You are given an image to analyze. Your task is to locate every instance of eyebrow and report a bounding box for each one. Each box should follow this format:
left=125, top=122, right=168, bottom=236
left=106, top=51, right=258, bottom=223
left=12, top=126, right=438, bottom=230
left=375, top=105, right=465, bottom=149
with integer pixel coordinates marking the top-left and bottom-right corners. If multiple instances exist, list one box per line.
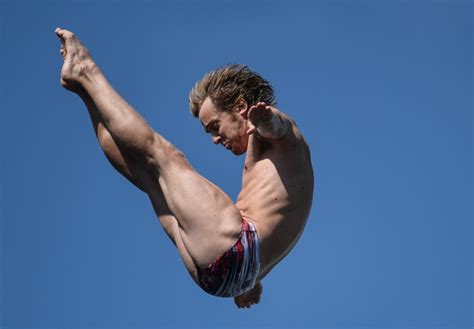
left=201, top=120, right=216, bottom=133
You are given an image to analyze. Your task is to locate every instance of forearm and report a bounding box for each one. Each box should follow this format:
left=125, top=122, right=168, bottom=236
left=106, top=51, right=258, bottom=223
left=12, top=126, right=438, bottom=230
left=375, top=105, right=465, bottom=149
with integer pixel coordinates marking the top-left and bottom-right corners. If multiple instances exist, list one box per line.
left=79, top=67, right=155, bottom=157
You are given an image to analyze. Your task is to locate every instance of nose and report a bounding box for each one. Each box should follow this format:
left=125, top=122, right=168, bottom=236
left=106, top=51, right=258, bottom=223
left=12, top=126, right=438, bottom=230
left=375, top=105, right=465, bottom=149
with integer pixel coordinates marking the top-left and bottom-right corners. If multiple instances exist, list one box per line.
left=212, top=135, right=222, bottom=144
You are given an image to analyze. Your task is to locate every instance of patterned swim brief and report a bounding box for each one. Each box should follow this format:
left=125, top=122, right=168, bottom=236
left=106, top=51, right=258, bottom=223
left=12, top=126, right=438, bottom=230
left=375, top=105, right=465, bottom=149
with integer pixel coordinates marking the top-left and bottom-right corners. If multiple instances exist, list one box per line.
left=196, top=217, right=261, bottom=297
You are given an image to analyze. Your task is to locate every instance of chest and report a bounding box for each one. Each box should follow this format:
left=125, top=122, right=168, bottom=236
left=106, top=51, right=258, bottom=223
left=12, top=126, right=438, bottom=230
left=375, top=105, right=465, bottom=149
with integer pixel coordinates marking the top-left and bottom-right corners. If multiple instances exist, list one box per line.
left=241, top=133, right=311, bottom=192
left=243, top=132, right=305, bottom=173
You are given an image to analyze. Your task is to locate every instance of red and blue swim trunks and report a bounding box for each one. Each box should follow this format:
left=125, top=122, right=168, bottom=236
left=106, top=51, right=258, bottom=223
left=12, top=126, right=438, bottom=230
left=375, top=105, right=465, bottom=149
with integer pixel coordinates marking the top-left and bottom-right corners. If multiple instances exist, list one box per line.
left=196, top=217, right=261, bottom=297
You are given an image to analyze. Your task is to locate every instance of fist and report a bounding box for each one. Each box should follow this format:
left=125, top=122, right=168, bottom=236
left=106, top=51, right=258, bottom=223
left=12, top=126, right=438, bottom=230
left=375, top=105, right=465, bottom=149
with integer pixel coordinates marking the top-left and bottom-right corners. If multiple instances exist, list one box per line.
left=246, top=102, right=273, bottom=135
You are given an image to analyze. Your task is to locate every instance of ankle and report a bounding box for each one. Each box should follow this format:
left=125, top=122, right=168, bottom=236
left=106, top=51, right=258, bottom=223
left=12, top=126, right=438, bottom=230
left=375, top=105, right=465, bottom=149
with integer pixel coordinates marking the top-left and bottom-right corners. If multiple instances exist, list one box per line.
left=80, top=60, right=99, bottom=82
left=78, top=61, right=103, bottom=89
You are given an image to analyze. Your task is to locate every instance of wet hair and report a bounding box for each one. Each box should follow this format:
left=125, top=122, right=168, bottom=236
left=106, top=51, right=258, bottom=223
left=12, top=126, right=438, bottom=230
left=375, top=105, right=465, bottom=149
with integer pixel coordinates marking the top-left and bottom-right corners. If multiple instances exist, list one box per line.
left=189, top=64, right=275, bottom=117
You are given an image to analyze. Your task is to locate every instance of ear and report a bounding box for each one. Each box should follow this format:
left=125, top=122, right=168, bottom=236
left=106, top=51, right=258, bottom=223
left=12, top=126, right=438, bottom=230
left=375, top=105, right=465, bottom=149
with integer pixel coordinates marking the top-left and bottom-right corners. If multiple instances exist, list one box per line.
left=236, top=98, right=249, bottom=119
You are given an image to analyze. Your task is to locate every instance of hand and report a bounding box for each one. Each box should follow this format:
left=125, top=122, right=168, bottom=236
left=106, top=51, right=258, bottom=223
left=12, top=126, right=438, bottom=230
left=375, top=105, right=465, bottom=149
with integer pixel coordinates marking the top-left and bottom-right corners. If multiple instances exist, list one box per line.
left=246, top=102, right=274, bottom=135
left=234, top=282, right=262, bottom=309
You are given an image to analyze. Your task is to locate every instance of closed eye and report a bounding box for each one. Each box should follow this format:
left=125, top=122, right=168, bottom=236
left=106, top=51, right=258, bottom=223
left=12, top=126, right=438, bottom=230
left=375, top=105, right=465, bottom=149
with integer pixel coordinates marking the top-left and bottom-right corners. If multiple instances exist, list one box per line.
left=206, top=121, right=219, bottom=133
left=203, top=120, right=219, bottom=134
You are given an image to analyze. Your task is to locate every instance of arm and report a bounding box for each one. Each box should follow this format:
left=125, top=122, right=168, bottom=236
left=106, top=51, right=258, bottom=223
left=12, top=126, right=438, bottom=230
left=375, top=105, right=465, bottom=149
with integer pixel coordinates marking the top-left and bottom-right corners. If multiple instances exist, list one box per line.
left=246, top=102, right=289, bottom=140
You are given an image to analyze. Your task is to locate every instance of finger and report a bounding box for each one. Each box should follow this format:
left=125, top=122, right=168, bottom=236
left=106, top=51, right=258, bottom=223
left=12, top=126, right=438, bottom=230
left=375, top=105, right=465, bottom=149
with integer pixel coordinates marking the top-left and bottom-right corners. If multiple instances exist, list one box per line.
left=234, top=298, right=242, bottom=308
left=258, top=103, right=271, bottom=111
left=248, top=105, right=257, bottom=115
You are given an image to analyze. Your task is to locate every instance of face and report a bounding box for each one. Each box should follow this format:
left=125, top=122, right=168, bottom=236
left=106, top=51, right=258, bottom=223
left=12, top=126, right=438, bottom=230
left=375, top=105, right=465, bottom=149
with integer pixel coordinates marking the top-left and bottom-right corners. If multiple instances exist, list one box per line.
left=198, top=97, right=249, bottom=155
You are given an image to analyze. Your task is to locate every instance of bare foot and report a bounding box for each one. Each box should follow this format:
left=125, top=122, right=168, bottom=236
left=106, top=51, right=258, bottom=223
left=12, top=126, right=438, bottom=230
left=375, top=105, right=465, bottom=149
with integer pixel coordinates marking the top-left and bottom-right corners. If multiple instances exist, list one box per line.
left=55, top=27, right=98, bottom=93
left=234, top=282, right=262, bottom=309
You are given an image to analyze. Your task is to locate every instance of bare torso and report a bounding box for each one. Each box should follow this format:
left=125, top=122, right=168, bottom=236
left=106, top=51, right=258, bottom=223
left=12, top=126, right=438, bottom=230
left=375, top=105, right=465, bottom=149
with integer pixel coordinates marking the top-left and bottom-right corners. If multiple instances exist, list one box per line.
left=55, top=26, right=312, bottom=306
left=236, top=110, right=314, bottom=280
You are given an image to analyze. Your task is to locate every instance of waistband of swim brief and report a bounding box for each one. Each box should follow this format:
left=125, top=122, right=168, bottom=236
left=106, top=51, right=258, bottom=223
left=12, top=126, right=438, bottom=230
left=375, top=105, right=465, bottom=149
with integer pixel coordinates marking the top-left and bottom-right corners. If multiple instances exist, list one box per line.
left=242, top=217, right=258, bottom=232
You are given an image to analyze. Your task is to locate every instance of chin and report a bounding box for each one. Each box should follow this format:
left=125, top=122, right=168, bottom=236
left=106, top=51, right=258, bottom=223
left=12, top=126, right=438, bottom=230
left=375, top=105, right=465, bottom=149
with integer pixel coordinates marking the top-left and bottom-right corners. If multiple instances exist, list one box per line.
left=232, top=147, right=247, bottom=155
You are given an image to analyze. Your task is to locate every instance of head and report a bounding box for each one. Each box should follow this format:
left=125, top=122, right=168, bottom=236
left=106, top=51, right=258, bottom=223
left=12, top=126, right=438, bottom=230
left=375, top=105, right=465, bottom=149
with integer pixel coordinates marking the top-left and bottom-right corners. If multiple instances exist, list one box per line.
left=189, top=64, right=275, bottom=154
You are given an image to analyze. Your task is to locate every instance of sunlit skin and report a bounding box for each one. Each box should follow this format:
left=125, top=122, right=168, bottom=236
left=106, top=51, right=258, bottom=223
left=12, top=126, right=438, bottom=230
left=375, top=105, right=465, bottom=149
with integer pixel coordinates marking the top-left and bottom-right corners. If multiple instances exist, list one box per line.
left=56, top=27, right=314, bottom=309
left=199, top=97, right=249, bottom=155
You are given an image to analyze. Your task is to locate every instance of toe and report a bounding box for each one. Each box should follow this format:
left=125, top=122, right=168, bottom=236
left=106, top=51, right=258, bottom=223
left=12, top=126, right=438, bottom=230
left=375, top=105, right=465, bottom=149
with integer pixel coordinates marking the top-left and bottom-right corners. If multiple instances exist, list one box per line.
left=55, top=27, right=68, bottom=38
left=55, top=27, right=69, bottom=35
left=55, top=28, right=75, bottom=42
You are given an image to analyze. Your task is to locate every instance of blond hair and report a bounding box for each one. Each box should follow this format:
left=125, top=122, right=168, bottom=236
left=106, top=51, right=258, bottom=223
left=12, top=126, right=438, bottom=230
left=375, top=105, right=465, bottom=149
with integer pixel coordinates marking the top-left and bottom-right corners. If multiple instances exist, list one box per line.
left=189, top=64, right=275, bottom=117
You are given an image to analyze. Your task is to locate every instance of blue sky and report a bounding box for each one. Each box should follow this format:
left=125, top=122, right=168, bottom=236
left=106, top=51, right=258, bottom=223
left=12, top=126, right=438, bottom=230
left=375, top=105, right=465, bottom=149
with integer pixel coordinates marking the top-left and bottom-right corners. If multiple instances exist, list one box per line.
left=0, top=1, right=472, bottom=328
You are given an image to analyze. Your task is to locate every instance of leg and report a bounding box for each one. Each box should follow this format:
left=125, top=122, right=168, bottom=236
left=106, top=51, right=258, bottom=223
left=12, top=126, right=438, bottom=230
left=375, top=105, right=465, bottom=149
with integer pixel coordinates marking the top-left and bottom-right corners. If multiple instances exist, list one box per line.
left=56, top=28, right=243, bottom=269
left=79, top=89, right=151, bottom=192
left=81, top=80, right=243, bottom=269
left=144, top=135, right=244, bottom=267
left=80, top=89, right=201, bottom=282
left=78, top=69, right=242, bottom=271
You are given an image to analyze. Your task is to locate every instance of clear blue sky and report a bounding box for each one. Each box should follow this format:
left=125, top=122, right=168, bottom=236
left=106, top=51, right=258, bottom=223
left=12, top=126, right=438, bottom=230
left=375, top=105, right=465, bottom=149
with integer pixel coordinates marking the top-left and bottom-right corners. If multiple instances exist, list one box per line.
left=0, top=1, right=472, bottom=328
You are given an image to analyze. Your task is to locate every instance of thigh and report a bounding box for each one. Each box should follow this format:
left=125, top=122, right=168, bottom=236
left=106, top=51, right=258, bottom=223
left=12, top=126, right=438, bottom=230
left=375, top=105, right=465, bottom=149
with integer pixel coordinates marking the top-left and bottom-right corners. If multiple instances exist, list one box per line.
left=147, top=133, right=243, bottom=268
left=146, top=186, right=200, bottom=283
left=158, top=213, right=200, bottom=284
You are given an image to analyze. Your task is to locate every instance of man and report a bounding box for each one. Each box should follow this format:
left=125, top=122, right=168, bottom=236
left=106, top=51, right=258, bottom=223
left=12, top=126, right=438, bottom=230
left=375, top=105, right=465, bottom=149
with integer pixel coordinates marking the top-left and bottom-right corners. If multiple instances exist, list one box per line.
left=55, top=27, right=314, bottom=309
